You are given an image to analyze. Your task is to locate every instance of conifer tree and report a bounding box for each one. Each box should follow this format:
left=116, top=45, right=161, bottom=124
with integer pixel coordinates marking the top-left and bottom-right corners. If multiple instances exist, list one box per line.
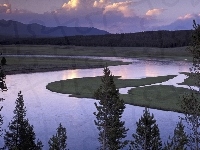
left=163, top=120, right=188, bottom=150
left=180, top=20, right=200, bottom=150
left=1, top=57, right=6, bottom=66
left=130, top=107, right=162, bottom=150
left=4, top=91, right=43, bottom=149
left=48, top=123, right=68, bottom=150
left=93, top=66, right=128, bottom=150
left=0, top=60, right=7, bottom=138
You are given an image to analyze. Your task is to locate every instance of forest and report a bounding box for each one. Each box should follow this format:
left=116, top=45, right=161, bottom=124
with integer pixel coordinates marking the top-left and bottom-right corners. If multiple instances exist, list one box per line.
left=0, top=30, right=192, bottom=48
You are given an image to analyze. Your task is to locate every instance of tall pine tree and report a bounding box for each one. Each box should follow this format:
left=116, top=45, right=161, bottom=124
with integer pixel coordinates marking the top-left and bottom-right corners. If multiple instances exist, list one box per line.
left=93, top=66, right=128, bottom=150
left=180, top=20, right=200, bottom=150
left=163, top=120, right=188, bottom=150
left=0, top=56, right=7, bottom=149
left=4, top=91, right=43, bottom=149
left=130, top=107, right=162, bottom=150
left=48, top=123, right=68, bottom=150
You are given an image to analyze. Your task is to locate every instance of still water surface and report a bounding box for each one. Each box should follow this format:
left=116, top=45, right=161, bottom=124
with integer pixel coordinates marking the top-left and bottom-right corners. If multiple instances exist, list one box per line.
left=0, top=57, right=192, bottom=149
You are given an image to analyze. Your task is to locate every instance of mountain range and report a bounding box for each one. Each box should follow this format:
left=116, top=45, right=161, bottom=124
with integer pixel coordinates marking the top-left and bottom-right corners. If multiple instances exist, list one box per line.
left=0, top=20, right=109, bottom=38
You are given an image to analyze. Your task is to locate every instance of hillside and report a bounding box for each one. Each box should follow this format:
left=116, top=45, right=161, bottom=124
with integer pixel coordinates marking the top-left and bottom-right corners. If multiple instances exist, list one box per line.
left=0, top=19, right=109, bottom=38
left=0, top=20, right=194, bottom=48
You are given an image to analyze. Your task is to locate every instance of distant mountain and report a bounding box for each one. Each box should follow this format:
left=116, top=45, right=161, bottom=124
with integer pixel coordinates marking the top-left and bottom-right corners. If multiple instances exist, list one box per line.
left=151, top=18, right=200, bottom=31
left=0, top=20, right=109, bottom=38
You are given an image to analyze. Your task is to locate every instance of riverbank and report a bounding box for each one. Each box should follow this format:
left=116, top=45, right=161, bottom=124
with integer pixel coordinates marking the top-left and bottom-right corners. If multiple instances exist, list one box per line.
left=0, top=45, right=193, bottom=75
left=2, top=56, right=131, bottom=75
left=46, top=75, right=194, bottom=113
left=0, top=45, right=193, bottom=61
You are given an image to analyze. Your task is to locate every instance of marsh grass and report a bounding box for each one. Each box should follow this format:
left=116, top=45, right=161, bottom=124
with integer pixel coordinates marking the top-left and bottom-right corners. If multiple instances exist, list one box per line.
left=3, top=56, right=130, bottom=75
left=46, top=75, right=196, bottom=112
left=0, top=45, right=192, bottom=61
left=179, top=72, right=197, bottom=86
left=46, top=75, right=176, bottom=97
left=44, top=75, right=195, bottom=113
left=125, top=85, right=193, bottom=113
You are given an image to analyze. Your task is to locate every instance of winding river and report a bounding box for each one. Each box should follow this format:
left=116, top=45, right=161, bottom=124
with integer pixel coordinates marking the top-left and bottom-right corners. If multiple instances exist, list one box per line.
left=0, top=57, right=192, bottom=149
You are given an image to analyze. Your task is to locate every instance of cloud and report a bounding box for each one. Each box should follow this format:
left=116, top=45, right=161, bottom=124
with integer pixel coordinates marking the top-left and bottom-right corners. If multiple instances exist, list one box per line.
left=0, top=3, right=33, bottom=14
left=150, top=13, right=200, bottom=31
left=93, top=0, right=108, bottom=8
left=102, top=1, right=133, bottom=17
left=178, top=13, right=195, bottom=20
left=146, top=8, right=165, bottom=16
left=13, top=9, right=32, bottom=14
left=62, top=0, right=80, bottom=10
left=93, top=0, right=133, bottom=17
left=56, top=0, right=134, bottom=17
left=0, top=3, right=11, bottom=13
left=0, top=1, right=162, bottom=33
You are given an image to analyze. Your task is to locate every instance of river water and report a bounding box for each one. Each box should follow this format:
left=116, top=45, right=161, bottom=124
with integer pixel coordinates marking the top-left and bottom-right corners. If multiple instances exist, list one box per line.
left=0, top=57, right=193, bottom=149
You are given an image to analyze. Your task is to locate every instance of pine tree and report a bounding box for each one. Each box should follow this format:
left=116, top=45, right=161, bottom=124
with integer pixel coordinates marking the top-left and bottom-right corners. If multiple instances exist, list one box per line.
left=1, top=57, right=6, bottom=66
left=181, top=90, right=200, bottom=149
left=48, top=123, right=68, bottom=150
left=0, top=63, right=7, bottom=92
left=163, top=120, right=188, bottom=150
left=4, top=91, right=43, bottom=149
left=130, top=107, right=162, bottom=150
left=180, top=20, right=200, bottom=150
left=0, top=60, right=7, bottom=138
left=93, top=66, right=128, bottom=150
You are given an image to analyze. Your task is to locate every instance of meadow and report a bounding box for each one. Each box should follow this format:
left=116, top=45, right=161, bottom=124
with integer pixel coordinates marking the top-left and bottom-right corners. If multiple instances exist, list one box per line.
left=46, top=75, right=194, bottom=113
left=1, top=45, right=192, bottom=59
left=1, top=45, right=195, bottom=113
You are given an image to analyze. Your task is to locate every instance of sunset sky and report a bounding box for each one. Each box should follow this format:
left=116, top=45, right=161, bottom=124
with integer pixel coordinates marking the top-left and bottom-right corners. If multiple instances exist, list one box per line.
left=0, top=0, right=200, bottom=33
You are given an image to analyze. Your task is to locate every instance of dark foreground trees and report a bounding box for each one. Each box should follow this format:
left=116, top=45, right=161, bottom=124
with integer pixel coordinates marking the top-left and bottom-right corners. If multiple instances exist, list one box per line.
left=93, top=66, right=128, bottom=150
left=180, top=20, right=200, bottom=150
left=48, top=123, right=68, bottom=150
left=130, top=107, right=162, bottom=150
left=1, top=57, right=6, bottom=66
left=4, top=91, right=43, bottom=149
left=0, top=57, right=7, bottom=147
left=163, top=120, right=188, bottom=150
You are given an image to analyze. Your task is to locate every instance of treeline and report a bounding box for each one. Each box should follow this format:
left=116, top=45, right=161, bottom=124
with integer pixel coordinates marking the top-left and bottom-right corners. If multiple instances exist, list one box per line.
left=0, top=30, right=192, bottom=48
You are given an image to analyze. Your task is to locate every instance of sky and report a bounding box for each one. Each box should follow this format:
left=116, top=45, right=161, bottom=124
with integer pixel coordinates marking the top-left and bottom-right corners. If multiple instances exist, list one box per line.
left=0, top=0, right=200, bottom=33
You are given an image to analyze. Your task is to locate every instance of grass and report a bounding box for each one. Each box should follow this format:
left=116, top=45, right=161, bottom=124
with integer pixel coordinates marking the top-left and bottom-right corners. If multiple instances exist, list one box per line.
left=1, top=45, right=195, bottom=113
left=46, top=75, right=196, bottom=113
left=179, top=72, right=197, bottom=86
left=124, top=85, right=192, bottom=113
left=46, top=75, right=177, bottom=97
left=0, top=45, right=192, bottom=75
left=0, top=45, right=192, bottom=61
left=2, top=56, right=130, bottom=75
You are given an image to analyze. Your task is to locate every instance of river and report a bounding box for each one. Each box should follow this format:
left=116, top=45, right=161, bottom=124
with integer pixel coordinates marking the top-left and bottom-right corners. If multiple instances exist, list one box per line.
left=0, top=57, right=192, bottom=149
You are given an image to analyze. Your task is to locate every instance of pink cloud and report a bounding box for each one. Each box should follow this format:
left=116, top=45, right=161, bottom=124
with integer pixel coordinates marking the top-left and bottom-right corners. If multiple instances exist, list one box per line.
left=178, top=13, right=195, bottom=20
left=62, top=0, right=80, bottom=10
left=146, top=8, right=165, bottom=16
left=102, top=1, right=133, bottom=17
left=0, top=1, right=162, bottom=33
left=0, top=3, right=11, bottom=13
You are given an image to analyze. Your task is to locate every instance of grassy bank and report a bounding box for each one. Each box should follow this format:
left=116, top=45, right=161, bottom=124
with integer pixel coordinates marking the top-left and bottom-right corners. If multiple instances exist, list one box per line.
left=0, top=45, right=192, bottom=75
left=46, top=75, right=176, bottom=97
left=179, top=72, right=197, bottom=86
left=0, top=45, right=192, bottom=61
left=2, top=56, right=130, bottom=75
left=45, top=75, right=194, bottom=113
left=124, top=85, right=192, bottom=113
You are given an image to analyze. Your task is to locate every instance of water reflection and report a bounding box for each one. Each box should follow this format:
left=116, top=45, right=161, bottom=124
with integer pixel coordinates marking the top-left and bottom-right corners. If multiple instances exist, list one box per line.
left=1, top=58, right=193, bottom=149
left=62, top=70, right=78, bottom=80
left=145, top=62, right=159, bottom=77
